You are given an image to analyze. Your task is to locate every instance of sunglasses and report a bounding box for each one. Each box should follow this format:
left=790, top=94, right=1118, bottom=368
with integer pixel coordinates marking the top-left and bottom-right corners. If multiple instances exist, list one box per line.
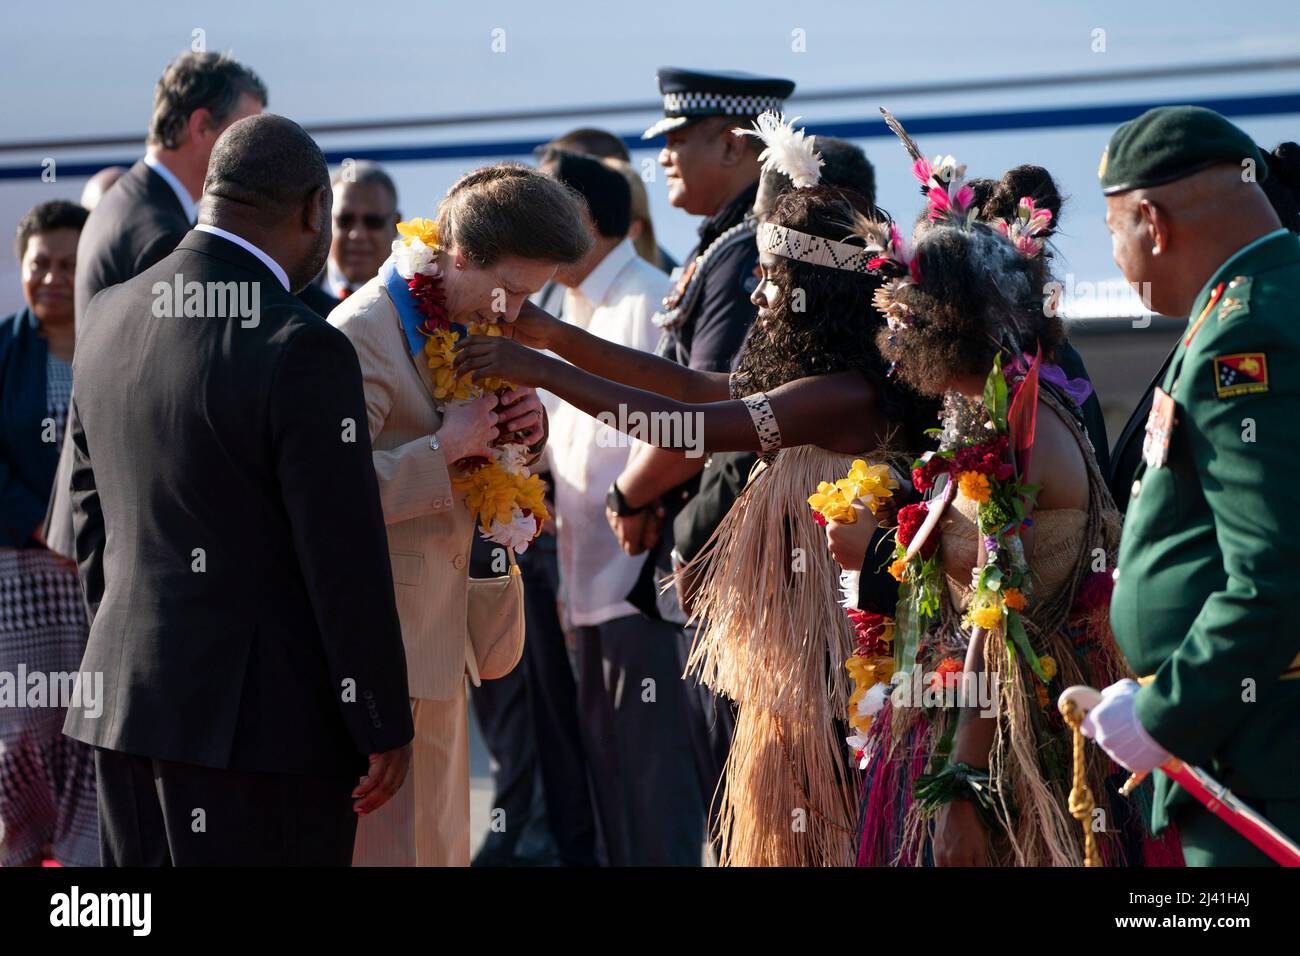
left=334, top=212, right=393, bottom=231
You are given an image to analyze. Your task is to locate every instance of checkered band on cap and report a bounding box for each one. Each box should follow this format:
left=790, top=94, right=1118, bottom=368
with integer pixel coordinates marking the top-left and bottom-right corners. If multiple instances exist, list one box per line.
left=757, top=222, right=875, bottom=275
left=663, top=91, right=786, bottom=118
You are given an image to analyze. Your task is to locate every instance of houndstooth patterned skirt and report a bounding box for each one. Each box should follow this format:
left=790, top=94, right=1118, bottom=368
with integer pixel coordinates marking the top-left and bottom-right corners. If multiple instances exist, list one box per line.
left=0, top=354, right=98, bottom=866
left=0, top=547, right=99, bottom=866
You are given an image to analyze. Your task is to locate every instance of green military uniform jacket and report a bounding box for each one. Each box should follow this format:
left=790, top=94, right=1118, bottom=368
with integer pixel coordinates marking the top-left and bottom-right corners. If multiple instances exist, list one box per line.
left=1111, top=229, right=1300, bottom=837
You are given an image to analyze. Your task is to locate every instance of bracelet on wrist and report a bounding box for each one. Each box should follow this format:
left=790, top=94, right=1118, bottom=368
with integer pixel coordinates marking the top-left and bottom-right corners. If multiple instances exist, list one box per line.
left=914, top=760, right=1000, bottom=828
left=606, top=480, right=646, bottom=517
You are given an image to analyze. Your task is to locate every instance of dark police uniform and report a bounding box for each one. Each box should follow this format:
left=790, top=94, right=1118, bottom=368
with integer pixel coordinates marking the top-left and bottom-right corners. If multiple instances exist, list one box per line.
left=1105, top=107, right=1300, bottom=865
left=630, top=67, right=795, bottom=625
left=605, top=69, right=793, bottom=856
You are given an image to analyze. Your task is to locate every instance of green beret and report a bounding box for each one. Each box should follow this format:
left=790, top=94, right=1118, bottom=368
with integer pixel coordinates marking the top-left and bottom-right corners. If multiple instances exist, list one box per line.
left=1099, top=105, right=1268, bottom=195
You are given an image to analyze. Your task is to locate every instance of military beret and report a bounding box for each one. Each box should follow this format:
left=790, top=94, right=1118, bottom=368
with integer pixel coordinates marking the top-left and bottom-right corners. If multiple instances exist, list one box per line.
left=1099, top=105, right=1269, bottom=195
left=642, top=67, right=796, bottom=140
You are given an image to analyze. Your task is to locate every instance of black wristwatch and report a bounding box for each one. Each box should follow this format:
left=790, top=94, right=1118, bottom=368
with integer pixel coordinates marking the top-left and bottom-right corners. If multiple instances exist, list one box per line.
left=605, top=480, right=645, bottom=517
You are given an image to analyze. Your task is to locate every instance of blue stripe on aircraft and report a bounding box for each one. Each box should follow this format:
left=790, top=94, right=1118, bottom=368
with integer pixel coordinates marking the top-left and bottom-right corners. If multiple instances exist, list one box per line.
left=3, top=90, right=1298, bottom=181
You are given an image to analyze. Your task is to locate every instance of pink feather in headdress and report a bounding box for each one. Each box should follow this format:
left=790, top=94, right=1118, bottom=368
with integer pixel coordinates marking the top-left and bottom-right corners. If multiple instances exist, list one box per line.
left=924, top=158, right=975, bottom=225
left=995, top=196, right=1054, bottom=257
left=912, top=157, right=934, bottom=189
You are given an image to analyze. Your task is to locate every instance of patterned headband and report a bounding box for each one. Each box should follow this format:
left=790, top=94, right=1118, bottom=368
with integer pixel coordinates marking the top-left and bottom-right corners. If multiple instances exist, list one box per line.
left=757, top=221, right=876, bottom=275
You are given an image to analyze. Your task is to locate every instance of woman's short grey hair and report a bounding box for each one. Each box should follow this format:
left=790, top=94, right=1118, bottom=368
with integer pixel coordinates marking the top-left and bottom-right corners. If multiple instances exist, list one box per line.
left=148, top=52, right=268, bottom=150
left=437, top=162, right=591, bottom=267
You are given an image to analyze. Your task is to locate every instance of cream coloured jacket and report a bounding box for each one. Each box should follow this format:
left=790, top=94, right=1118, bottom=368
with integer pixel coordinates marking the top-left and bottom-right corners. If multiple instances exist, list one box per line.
left=329, top=277, right=475, bottom=701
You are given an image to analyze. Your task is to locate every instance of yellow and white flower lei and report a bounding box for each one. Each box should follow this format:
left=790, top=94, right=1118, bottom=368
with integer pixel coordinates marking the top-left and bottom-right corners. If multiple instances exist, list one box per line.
left=393, top=217, right=549, bottom=553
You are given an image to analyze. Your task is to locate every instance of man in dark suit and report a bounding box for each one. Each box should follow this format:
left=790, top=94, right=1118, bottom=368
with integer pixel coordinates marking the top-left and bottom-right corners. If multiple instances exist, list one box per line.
left=64, top=114, right=414, bottom=866
left=75, top=51, right=267, bottom=322
left=297, top=279, right=342, bottom=318
left=44, top=51, right=267, bottom=560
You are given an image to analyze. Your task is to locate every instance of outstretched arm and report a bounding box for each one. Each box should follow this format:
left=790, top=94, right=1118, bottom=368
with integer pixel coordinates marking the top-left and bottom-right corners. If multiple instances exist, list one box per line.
left=454, top=335, right=879, bottom=455
left=506, top=301, right=731, bottom=404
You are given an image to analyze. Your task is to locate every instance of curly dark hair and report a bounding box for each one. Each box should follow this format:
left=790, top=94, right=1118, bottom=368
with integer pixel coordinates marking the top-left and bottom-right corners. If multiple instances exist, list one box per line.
left=732, top=184, right=934, bottom=447
left=876, top=219, right=1066, bottom=397
left=878, top=164, right=1067, bottom=397
left=971, top=164, right=1063, bottom=229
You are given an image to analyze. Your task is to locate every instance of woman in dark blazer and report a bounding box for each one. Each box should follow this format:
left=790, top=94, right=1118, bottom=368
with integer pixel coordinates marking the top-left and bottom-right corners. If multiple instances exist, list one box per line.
left=0, top=199, right=98, bottom=867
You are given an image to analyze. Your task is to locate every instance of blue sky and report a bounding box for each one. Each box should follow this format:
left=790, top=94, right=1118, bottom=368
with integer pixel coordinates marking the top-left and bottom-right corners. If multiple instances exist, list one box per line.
left=1, top=0, right=1297, bottom=307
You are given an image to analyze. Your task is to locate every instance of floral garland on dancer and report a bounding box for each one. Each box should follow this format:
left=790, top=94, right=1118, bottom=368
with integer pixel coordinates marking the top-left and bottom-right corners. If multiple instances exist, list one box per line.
left=391, top=217, right=549, bottom=552
left=863, top=132, right=1063, bottom=705
left=845, top=114, right=1145, bottom=866
left=897, top=358, right=1058, bottom=698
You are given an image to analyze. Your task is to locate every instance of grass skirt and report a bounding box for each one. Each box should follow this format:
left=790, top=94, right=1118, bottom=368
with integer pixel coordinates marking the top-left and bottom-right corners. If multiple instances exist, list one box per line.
left=685, top=445, right=865, bottom=866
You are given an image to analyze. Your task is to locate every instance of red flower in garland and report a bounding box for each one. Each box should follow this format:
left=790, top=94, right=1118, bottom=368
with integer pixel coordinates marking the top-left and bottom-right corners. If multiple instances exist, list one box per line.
left=911, top=455, right=951, bottom=494
left=928, top=656, right=964, bottom=693
left=953, top=435, right=1014, bottom=480
left=811, top=511, right=827, bottom=527
left=846, top=607, right=891, bottom=657
left=408, top=271, right=449, bottom=333
left=896, top=502, right=938, bottom=559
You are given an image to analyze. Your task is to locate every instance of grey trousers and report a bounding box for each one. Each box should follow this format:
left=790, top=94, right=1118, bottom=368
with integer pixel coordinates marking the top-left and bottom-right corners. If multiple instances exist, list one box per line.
left=575, top=614, right=704, bottom=866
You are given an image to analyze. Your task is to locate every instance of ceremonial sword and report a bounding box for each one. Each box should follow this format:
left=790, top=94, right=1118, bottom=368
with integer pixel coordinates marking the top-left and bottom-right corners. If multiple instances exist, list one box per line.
left=1058, top=685, right=1300, bottom=867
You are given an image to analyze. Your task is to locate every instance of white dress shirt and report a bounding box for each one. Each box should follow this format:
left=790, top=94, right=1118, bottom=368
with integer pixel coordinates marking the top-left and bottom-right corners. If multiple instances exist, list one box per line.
left=548, top=239, right=671, bottom=627
left=143, top=153, right=198, bottom=224
left=326, top=258, right=362, bottom=298
left=195, top=224, right=291, bottom=291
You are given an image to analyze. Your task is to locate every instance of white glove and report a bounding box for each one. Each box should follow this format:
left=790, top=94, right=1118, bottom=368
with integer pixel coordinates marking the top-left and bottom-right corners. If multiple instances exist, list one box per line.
left=1079, top=678, right=1172, bottom=774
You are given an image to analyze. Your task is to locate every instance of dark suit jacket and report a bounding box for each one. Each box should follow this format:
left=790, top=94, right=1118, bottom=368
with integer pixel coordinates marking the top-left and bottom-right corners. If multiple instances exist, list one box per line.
left=0, top=308, right=60, bottom=546
left=74, top=159, right=192, bottom=321
left=44, top=160, right=194, bottom=560
left=63, top=230, right=414, bottom=775
left=1108, top=343, right=1178, bottom=513
left=297, top=279, right=341, bottom=319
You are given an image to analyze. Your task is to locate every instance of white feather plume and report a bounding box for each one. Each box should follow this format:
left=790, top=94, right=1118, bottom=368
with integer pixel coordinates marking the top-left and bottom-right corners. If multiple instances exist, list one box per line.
left=735, top=112, right=823, bottom=189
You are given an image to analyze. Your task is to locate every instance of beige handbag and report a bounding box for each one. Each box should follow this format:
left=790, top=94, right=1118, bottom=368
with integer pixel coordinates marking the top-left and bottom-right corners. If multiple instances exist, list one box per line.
left=465, top=547, right=526, bottom=685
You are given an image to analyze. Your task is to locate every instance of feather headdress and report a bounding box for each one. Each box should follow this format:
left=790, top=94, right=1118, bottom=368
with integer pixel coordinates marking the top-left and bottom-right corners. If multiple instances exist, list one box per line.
left=880, top=107, right=976, bottom=226
left=882, top=109, right=1050, bottom=259
left=746, top=111, right=885, bottom=274
left=851, top=211, right=919, bottom=331
left=992, top=196, right=1054, bottom=258
left=736, top=111, right=824, bottom=189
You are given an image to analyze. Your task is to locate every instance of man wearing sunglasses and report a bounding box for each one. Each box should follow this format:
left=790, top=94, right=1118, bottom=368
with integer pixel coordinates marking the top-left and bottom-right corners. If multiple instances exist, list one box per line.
left=327, top=161, right=401, bottom=298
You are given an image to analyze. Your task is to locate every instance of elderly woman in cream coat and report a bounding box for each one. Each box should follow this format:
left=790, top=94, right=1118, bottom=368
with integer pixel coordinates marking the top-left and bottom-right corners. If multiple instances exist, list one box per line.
left=329, top=163, right=591, bottom=866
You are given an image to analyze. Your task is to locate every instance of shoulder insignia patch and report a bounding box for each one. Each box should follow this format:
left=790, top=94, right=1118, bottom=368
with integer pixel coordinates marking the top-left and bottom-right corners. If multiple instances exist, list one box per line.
left=1214, top=352, right=1268, bottom=398
left=1217, top=275, right=1253, bottom=322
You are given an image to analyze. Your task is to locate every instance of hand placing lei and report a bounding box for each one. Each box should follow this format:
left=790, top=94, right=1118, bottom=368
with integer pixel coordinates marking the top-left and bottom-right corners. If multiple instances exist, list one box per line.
left=391, top=218, right=549, bottom=553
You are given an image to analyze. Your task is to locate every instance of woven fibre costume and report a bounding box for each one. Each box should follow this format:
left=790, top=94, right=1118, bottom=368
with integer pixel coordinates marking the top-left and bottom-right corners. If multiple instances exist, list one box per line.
left=857, top=384, right=1145, bottom=867
left=685, top=442, right=899, bottom=866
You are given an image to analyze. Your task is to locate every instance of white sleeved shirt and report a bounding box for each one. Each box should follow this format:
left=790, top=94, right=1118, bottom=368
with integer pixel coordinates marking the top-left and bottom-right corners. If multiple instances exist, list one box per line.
left=143, top=153, right=198, bottom=224
left=548, top=239, right=671, bottom=627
